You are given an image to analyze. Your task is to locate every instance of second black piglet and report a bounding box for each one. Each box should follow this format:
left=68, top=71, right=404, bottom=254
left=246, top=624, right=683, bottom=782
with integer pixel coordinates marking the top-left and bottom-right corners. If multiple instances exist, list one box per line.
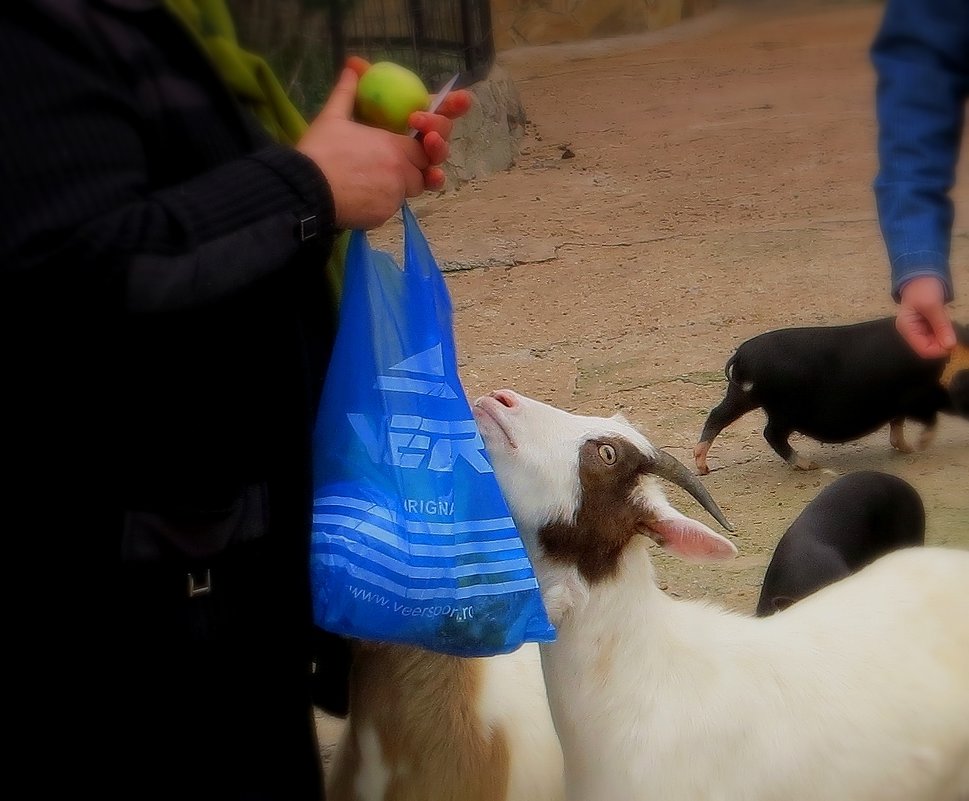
left=756, top=470, right=925, bottom=616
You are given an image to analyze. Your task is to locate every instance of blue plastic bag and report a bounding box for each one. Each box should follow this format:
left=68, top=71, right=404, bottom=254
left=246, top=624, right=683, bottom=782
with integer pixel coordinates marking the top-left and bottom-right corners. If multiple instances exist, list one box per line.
left=310, top=204, right=555, bottom=657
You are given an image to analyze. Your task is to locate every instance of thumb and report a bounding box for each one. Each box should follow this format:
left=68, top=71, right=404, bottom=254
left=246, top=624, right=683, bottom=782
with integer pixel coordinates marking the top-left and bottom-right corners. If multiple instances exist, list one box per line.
left=321, top=67, right=358, bottom=120
left=926, top=305, right=958, bottom=351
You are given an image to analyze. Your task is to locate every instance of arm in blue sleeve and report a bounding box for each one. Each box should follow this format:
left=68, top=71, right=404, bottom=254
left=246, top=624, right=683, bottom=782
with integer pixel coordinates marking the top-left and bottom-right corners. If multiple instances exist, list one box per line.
left=870, top=0, right=969, bottom=302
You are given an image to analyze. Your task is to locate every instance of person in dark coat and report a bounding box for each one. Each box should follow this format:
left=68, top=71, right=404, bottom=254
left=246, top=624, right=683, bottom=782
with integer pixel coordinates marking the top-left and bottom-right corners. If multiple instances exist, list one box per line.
left=0, top=2, right=470, bottom=798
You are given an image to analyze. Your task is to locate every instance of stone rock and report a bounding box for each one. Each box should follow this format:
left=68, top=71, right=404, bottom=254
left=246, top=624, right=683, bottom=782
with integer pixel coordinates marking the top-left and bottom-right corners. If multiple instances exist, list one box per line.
left=443, top=65, right=527, bottom=186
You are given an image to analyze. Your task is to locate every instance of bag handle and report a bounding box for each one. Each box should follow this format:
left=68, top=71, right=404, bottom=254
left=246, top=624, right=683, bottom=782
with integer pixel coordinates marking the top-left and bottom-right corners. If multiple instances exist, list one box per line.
left=401, top=201, right=443, bottom=284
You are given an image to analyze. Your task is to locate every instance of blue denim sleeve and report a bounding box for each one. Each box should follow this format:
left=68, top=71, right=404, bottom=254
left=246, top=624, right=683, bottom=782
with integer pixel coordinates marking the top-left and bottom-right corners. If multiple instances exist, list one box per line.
left=870, top=0, right=969, bottom=302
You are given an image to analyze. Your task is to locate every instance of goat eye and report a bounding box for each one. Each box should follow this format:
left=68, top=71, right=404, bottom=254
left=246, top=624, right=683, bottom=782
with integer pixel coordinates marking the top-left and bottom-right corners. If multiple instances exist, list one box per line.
left=597, top=444, right=617, bottom=464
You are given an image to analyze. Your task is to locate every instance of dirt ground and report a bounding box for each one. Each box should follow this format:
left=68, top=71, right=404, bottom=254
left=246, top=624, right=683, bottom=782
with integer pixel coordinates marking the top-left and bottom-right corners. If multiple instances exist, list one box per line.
left=318, top=0, right=968, bottom=757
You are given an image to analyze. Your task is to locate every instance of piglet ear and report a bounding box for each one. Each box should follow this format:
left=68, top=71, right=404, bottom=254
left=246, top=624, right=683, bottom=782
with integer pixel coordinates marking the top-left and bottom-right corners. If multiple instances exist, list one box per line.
left=646, top=510, right=737, bottom=562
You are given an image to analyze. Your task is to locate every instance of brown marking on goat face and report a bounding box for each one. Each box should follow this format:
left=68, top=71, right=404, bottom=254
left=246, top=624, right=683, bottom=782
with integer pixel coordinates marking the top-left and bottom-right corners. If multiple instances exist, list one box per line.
left=327, top=642, right=511, bottom=801
left=940, top=343, right=969, bottom=388
left=539, top=435, right=654, bottom=583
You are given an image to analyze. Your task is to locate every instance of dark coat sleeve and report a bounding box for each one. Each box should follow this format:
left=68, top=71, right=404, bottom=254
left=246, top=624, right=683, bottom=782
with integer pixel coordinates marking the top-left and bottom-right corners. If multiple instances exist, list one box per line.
left=0, top=7, right=337, bottom=314
left=0, top=5, right=342, bottom=519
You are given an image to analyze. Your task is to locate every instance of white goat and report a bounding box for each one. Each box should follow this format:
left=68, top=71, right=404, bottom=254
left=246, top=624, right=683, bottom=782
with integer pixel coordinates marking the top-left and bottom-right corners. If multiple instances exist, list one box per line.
left=472, top=388, right=969, bottom=801
left=326, top=640, right=563, bottom=801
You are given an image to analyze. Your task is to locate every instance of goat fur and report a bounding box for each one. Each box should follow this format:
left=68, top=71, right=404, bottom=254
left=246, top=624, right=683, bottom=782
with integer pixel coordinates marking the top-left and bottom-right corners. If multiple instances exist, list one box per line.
left=326, top=640, right=563, bottom=801
left=473, top=388, right=969, bottom=801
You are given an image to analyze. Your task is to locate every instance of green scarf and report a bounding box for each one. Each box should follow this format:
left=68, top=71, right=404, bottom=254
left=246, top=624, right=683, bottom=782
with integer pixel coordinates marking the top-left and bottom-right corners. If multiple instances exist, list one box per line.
left=164, top=0, right=346, bottom=303
left=164, top=0, right=308, bottom=145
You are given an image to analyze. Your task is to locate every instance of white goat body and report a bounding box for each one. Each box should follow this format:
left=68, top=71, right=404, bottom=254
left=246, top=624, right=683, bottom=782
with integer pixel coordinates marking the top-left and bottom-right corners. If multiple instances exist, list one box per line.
left=472, top=388, right=969, bottom=801
left=326, top=640, right=563, bottom=801
left=545, top=544, right=969, bottom=801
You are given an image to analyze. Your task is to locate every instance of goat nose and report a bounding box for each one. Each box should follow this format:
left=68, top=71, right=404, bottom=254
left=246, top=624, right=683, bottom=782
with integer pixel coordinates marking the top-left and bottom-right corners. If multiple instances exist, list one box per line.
left=491, top=389, right=518, bottom=408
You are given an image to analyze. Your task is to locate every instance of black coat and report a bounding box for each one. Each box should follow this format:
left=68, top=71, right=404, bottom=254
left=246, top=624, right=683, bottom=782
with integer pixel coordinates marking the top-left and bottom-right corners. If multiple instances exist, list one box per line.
left=1, top=2, right=344, bottom=798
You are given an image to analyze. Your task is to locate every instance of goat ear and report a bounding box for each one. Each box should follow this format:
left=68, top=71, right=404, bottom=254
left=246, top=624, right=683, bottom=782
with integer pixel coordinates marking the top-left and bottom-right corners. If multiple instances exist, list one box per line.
left=646, top=510, right=738, bottom=562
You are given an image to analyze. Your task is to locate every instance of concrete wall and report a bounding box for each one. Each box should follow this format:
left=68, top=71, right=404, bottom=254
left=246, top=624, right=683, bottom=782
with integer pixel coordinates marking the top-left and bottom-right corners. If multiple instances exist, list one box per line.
left=443, top=64, right=527, bottom=186
left=490, top=0, right=718, bottom=50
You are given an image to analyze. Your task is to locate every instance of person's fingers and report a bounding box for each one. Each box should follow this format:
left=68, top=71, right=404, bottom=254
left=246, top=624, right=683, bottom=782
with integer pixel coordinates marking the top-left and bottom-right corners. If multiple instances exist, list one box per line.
left=433, top=89, right=474, bottom=119
left=397, top=134, right=430, bottom=170
left=413, top=129, right=449, bottom=165
left=423, top=165, right=446, bottom=192
left=409, top=112, right=453, bottom=144
left=402, top=163, right=427, bottom=198
left=918, top=340, right=951, bottom=359
left=925, top=305, right=958, bottom=351
left=388, top=136, right=430, bottom=196
left=896, top=311, right=949, bottom=359
left=346, top=55, right=371, bottom=78
left=895, top=275, right=957, bottom=358
left=320, top=67, right=358, bottom=120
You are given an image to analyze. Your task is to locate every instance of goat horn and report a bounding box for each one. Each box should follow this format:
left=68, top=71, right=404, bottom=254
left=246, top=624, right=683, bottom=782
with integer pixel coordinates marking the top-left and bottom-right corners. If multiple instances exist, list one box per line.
left=648, top=449, right=735, bottom=532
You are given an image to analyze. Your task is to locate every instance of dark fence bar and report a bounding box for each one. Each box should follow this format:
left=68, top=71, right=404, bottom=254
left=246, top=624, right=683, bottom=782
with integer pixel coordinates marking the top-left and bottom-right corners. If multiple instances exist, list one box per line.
left=232, top=0, right=496, bottom=115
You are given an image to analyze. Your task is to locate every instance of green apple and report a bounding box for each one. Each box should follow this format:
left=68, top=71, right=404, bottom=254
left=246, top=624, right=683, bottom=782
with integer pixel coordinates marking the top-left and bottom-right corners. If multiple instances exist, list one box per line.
left=355, top=61, right=431, bottom=134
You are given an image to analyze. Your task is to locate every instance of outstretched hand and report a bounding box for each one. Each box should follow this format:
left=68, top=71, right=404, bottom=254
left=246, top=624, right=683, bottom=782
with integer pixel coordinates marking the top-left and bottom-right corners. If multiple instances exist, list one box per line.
left=895, top=275, right=957, bottom=359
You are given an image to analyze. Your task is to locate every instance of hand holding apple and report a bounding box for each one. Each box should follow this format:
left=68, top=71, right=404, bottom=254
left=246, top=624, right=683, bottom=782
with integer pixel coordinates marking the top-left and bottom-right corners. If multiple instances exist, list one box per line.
left=354, top=61, right=431, bottom=134
left=295, top=58, right=475, bottom=228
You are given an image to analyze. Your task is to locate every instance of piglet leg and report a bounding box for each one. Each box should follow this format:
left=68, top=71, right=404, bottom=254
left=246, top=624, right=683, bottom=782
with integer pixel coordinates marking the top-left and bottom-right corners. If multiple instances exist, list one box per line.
left=765, top=420, right=817, bottom=470
left=889, top=418, right=913, bottom=453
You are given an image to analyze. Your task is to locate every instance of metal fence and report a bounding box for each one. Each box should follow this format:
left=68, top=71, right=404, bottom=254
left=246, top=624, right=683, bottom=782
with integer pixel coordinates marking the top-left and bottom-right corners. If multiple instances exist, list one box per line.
left=233, top=0, right=495, bottom=116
